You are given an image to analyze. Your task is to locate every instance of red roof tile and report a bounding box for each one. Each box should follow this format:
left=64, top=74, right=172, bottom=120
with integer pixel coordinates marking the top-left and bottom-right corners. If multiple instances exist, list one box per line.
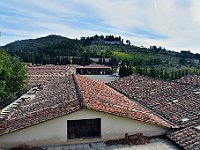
left=108, top=74, right=200, bottom=127
left=108, top=74, right=200, bottom=150
left=0, top=74, right=175, bottom=135
left=0, top=76, right=81, bottom=135
left=176, top=75, right=200, bottom=86
left=167, top=122, right=200, bottom=150
left=74, top=75, right=174, bottom=128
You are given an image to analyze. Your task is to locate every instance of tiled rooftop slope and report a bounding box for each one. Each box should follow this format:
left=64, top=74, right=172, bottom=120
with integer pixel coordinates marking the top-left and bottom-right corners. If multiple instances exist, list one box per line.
left=28, top=65, right=78, bottom=86
left=176, top=75, right=200, bottom=86
left=74, top=75, right=173, bottom=128
left=0, top=75, right=81, bottom=135
left=0, top=66, right=199, bottom=150
left=108, top=75, right=200, bottom=127
left=108, top=74, right=200, bottom=150
left=0, top=74, right=173, bottom=135
left=167, top=123, right=200, bottom=150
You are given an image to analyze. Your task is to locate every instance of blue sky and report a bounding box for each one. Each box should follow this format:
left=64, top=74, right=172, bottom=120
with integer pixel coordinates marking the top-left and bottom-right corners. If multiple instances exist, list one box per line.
left=0, top=0, right=200, bottom=53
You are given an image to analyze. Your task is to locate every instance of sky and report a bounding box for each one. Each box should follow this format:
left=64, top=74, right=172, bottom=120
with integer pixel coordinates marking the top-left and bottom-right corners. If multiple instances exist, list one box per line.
left=0, top=0, right=200, bottom=54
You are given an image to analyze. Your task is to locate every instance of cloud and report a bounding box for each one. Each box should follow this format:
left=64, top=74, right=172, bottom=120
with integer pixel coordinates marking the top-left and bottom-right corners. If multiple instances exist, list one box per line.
left=191, top=0, right=200, bottom=28
left=0, top=0, right=199, bottom=53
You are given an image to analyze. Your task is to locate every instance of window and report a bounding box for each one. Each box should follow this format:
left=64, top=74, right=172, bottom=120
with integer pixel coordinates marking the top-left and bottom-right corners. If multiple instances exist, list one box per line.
left=67, top=118, right=101, bottom=139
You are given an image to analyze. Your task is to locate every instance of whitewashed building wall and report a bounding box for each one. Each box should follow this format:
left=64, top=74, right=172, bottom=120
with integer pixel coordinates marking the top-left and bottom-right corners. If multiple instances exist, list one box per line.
left=0, top=109, right=168, bottom=148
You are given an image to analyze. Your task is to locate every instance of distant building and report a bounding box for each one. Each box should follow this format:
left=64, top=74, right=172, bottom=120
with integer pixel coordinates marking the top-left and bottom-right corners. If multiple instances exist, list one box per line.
left=104, top=41, right=122, bottom=45
left=90, top=58, right=111, bottom=64
left=91, top=40, right=123, bottom=45
left=193, top=59, right=199, bottom=64
left=76, top=65, right=112, bottom=75
left=24, top=62, right=32, bottom=67
left=91, top=39, right=105, bottom=45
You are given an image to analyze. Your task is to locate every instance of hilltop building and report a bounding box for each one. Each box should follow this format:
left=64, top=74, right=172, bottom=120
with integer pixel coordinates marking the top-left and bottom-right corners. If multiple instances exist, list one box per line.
left=90, top=58, right=111, bottom=64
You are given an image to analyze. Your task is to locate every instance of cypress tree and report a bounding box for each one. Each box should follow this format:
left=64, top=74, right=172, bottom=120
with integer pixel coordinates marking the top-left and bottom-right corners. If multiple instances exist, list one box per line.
left=127, top=66, right=133, bottom=76
left=160, top=68, right=164, bottom=78
left=144, top=67, right=148, bottom=76
left=164, top=70, right=169, bottom=79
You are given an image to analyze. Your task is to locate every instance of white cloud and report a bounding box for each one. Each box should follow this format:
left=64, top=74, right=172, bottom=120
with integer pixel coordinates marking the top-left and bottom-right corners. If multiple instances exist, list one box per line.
left=73, top=0, right=200, bottom=53
left=191, top=0, right=200, bottom=28
left=0, top=0, right=200, bottom=53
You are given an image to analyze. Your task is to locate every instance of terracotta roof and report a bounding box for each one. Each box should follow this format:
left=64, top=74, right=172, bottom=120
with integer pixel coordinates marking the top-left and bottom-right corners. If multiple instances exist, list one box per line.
left=108, top=74, right=200, bottom=150
left=176, top=75, right=200, bottom=86
left=108, top=74, right=200, bottom=127
left=74, top=75, right=173, bottom=128
left=174, top=74, right=200, bottom=148
left=0, top=74, right=174, bottom=135
left=166, top=122, right=200, bottom=150
left=28, top=65, right=77, bottom=86
left=0, top=76, right=81, bottom=135
left=76, top=65, right=111, bottom=69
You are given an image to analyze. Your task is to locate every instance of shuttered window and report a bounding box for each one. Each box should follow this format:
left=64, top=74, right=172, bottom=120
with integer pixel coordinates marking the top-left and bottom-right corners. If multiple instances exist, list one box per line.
left=67, top=118, right=101, bottom=139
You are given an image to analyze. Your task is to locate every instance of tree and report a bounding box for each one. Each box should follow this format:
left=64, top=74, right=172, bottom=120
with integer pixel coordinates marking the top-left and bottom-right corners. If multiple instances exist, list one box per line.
left=179, top=58, right=187, bottom=65
left=0, top=50, right=27, bottom=100
left=119, top=65, right=134, bottom=78
left=126, top=40, right=131, bottom=45
left=119, top=65, right=127, bottom=78
left=144, top=67, right=148, bottom=76
left=170, top=71, right=175, bottom=80
left=164, top=70, right=169, bottom=79
left=174, top=71, right=178, bottom=79
left=160, top=68, right=164, bottom=78
left=127, top=66, right=133, bottom=75
left=178, top=70, right=182, bottom=78
left=185, top=69, right=189, bottom=76
left=149, top=67, right=156, bottom=77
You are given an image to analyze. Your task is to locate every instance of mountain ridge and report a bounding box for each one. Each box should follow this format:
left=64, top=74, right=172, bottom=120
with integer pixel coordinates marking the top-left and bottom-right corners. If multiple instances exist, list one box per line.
left=0, top=34, right=199, bottom=67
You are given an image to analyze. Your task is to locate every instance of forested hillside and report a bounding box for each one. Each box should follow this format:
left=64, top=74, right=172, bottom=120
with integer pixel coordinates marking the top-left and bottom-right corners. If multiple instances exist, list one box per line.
left=1, top=34, right=200, bottom=67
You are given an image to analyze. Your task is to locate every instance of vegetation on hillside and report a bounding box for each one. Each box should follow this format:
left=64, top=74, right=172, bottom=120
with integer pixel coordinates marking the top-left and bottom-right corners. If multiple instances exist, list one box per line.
left=1, top=34, right=200, bottom=80
left=1, top=34, right=199, bottom=67
left=118, top=65, right=200, bottom=79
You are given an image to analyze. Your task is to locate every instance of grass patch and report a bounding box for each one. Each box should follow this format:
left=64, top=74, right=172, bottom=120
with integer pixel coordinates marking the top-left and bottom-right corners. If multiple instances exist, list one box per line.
left=112, top=51, right=134, bottom=60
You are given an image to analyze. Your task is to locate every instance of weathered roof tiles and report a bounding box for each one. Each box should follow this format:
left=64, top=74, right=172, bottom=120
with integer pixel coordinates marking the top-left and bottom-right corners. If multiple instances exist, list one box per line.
left=74, top=75, right=174, bottom=128
left=0, top=74, right=175, bottom=135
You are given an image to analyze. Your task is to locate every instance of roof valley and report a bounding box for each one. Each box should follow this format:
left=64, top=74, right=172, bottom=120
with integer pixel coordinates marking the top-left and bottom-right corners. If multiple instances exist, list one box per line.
left=72, top=74, right=85, bottom=108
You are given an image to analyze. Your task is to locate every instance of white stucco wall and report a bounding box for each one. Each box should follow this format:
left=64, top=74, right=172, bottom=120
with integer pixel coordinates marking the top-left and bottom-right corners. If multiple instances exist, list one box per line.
left=0, top=109, right=168, bottom=148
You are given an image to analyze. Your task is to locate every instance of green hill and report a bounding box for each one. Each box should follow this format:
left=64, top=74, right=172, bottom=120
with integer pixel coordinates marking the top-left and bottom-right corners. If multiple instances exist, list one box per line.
left=1, top=35, right=81, bottom=64
left=3, top=35, right=70, bottom=52
left=0, top=34, right=199, bottom=67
